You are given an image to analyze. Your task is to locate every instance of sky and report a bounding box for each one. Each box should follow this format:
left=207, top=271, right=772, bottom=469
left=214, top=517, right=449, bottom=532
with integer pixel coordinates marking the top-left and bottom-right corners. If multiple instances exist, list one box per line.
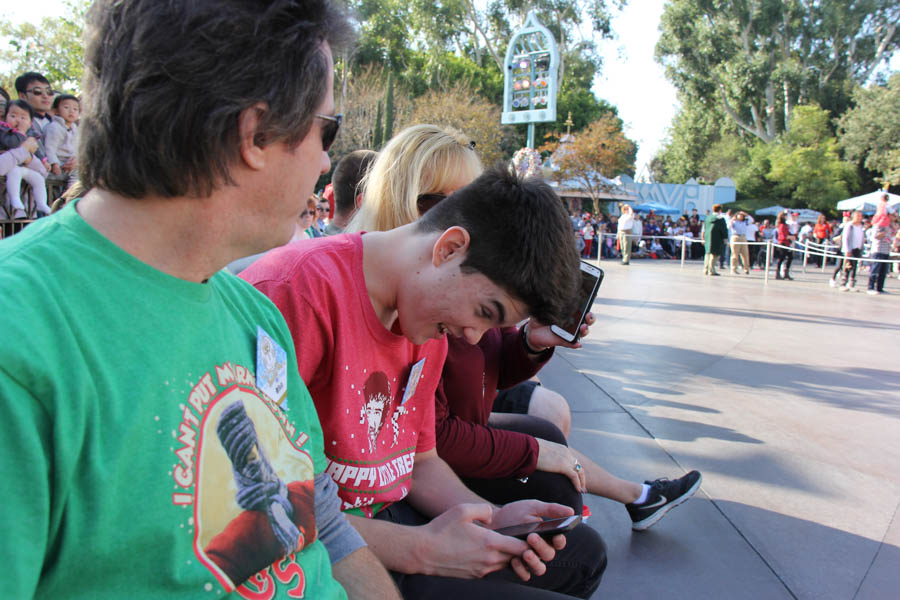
left=594, top=0, right=676, bottom=181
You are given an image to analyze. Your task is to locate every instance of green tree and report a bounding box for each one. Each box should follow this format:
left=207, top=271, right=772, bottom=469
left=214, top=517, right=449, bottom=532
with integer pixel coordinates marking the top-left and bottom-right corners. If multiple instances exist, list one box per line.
left=656, top=0, right=899, bottom=143
left=838, top=72, right=900, bottom=186
left=0, top=0, right=89, bottom=93
left=540, top=114, right=637, bottom=214
left=653, top=100, right=737, bottom=183
left=765, top=105, right=858, bottom=211
left=373, top=100, right=384, bottom=149
left=384, top=71, right=395, bottom=142
left=405, top=82, right=509, bottom=167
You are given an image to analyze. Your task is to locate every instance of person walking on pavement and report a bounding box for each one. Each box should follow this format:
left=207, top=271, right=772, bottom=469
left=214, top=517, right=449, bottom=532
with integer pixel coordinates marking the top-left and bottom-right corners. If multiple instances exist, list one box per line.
left=774, top=212, right=796, bottom=280
left=836, top=210, right=865, bottom=291
left=703, top=204, right=727, bottom=276
left=729, top=211, right=751, bottom=274
left=618, top=204, right=635, bottom=265
left=867, top=194, right=894, bottom=295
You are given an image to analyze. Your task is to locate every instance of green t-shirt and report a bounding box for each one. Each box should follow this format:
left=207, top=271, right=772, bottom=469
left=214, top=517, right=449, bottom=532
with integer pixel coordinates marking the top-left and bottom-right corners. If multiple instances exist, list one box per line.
left=0, top=202, right=347, bottom=600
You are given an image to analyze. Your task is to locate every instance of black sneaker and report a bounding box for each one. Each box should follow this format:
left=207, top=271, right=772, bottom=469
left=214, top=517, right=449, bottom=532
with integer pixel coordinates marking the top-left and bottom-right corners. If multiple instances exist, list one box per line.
left=626, top=470, right=702, bottom=531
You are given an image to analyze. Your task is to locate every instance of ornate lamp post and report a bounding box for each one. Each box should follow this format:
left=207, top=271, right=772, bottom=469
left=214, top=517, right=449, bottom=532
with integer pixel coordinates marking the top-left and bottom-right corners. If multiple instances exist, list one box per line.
left=501, top=10, right=560, bottom=149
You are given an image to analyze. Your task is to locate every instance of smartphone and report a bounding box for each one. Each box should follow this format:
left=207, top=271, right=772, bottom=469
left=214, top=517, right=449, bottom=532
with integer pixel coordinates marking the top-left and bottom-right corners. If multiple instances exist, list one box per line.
left=494, top=515, right=582, bottom=540
left=550, top=261, right=604, bottom=343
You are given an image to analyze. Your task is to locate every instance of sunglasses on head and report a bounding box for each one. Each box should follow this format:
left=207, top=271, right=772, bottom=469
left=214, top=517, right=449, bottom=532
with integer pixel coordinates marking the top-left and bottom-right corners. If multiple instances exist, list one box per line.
left=315, top=113, right=342, bottom=151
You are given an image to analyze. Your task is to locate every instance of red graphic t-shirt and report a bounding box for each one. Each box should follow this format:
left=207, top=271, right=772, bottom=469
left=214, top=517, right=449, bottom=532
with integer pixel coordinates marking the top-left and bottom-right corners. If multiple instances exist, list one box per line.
left=243, top=234, right=447, bottom=516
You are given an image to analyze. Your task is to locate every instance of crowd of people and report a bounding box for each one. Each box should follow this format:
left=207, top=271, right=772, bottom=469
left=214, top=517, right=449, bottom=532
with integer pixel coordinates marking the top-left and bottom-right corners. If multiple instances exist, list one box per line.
left=1, top=2, right=704, bottom=599
left=0, top=74, right=80, bottom=220
left=569, top=201, right=899, bottom=291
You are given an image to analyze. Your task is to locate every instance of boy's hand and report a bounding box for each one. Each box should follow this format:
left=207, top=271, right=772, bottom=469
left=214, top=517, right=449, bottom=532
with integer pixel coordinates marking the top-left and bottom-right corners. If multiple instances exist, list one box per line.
left=63, top=158, right=77, bottom=171
left=23, top=138, right=38, bottom=153
left=526, top=313, right=595, bottom=351
left=51, top=164, right=62, bottom=176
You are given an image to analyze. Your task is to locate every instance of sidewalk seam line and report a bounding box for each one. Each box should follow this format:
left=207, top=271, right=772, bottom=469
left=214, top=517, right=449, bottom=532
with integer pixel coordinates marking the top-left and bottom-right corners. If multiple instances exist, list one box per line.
left=852, top=497, right=900, bottom=599
left=559, top=353, right=799, bottom=599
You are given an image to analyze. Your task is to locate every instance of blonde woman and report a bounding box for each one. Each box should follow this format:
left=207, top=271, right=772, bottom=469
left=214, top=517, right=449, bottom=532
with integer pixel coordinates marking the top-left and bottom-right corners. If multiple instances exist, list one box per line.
left=344, top=123, right=482, bottom=232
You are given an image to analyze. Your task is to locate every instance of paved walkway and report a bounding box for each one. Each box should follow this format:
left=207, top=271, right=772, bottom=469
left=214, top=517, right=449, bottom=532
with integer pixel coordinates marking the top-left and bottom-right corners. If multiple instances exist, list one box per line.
left=538, top=258, right=900, bottom=599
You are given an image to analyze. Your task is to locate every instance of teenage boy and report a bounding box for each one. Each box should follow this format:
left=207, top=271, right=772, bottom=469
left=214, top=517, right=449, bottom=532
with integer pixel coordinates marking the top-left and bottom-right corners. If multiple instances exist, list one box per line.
left=243, top=166, right=608, bottom=599
left=326, top=149, right=377, bottom=235
left=0, top=1, right=399, bottom=598
left=15, top=72, right=53, bottom=136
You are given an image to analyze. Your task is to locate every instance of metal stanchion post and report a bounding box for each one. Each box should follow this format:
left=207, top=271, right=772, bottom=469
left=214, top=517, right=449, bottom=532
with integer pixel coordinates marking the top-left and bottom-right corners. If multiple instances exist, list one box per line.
left=680, top=236, right=686, bottom=269
left=764, top=240, right=772, bottom=284
left=802, top=241, right=808, bottom=274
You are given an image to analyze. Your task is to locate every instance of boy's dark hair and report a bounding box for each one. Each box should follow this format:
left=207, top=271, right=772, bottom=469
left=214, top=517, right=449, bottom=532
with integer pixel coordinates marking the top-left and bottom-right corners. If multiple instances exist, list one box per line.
left=5, top=99, right=34, bottom=120
left=0, top=87, right=9, bottom=104
left=333, top=150, right=377, bottom=216
left=53, top=94, right=80, bottom=110
left=80, top=0, right=354, bottom=199
left=416, top=164, right=580, bottom=325
left=14, top=72, right=50, bottom=95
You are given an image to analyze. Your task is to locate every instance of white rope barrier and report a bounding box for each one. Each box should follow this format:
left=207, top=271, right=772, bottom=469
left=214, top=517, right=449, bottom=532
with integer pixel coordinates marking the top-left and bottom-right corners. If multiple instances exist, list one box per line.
left=587, top=230, right=899, bottom=286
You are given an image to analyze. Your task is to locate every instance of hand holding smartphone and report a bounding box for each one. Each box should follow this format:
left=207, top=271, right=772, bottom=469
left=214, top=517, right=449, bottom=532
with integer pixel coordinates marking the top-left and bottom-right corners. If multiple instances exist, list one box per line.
left=550, top=261, right=604, bottom=343
left=493, top=515, right=582, bottom=540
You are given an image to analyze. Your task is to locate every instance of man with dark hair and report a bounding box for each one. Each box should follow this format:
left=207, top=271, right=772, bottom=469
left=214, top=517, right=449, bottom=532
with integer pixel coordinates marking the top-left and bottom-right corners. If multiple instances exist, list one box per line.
left=317, top=197, right=331, bottom=232
left=0, top=1, right=399, bottom=598
left=14, top=72, right=53, bottom=136
left=327, top=150, right=377, bottom=235
left=243, top=165, right=607, bottom=599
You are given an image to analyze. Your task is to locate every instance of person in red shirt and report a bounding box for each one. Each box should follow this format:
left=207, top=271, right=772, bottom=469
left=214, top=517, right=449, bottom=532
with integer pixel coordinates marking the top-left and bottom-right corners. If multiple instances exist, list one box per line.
left=244, top=164, right=609, bottom=599
left=774, top=212, right=796, bottom=280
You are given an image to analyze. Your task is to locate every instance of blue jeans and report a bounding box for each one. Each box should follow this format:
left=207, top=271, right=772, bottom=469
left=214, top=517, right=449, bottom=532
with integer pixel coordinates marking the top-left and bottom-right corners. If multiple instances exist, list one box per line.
left=868, top=253, right=889, bottom=291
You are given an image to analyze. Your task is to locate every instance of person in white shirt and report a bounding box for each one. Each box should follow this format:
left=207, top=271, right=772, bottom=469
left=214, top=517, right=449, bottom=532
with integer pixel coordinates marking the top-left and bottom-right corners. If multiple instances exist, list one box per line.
left=786, top=212, right=800, bottom=236
left=834, top=211, right=866, bottom=291
left=729, top=211, right=750, bottom=274
left=617, top=204, right=635, bottom=265
left=745, top=216, right=759, bottom=269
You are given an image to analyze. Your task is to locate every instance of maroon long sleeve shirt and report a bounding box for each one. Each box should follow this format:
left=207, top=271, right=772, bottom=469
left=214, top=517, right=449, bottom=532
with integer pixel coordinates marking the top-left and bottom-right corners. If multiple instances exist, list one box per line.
left=435, top=326, right=553, bottom=479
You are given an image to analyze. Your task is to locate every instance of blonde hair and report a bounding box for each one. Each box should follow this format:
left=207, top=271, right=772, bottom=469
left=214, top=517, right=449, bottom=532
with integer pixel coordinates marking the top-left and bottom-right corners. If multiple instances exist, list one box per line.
left=345, top=124, right=482, bottom=232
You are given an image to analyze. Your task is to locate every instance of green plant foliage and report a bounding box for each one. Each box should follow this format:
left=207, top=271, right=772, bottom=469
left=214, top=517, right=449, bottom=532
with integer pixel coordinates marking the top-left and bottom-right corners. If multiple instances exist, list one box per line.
left=384, top=71, right=395, bottom=142
left=0, top=0, right=88, bottom=94
left=656, top=0, right=898, bottom=143
left=373, top=100, right=384, bottom=149
left=765, top=105, right=858, bottom=211
left=838, top=73, right=900, bottom=186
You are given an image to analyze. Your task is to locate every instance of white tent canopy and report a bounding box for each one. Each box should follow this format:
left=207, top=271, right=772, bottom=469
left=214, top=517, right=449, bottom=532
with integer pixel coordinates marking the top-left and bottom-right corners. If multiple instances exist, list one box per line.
left=755, top=205, right=786, bottom=216
left=836, top=191, right=900, bottom=213
left=794, top=208, right=822, bottom=221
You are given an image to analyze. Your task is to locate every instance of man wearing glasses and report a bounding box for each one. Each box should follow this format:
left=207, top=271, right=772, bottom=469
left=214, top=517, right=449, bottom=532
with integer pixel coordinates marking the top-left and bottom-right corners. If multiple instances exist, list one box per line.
left=15, top=72, right=54, bottom=137
left=317, top=197, right=332, bottom=234
left=0, top=1, right=398, bottom=599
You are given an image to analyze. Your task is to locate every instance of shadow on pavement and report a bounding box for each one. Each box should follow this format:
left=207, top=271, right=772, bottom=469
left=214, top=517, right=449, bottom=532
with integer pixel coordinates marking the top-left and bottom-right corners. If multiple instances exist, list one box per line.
left=573, top=341, right=900, bottom=419
left=586, top=498, right=899, bottom=600
left=595, top=297, right=900, bottom=331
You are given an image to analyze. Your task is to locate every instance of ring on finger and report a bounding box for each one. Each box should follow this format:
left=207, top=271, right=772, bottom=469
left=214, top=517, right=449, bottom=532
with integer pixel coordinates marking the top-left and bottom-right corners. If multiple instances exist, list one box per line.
left=574, top=462, right=583, bottom=472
